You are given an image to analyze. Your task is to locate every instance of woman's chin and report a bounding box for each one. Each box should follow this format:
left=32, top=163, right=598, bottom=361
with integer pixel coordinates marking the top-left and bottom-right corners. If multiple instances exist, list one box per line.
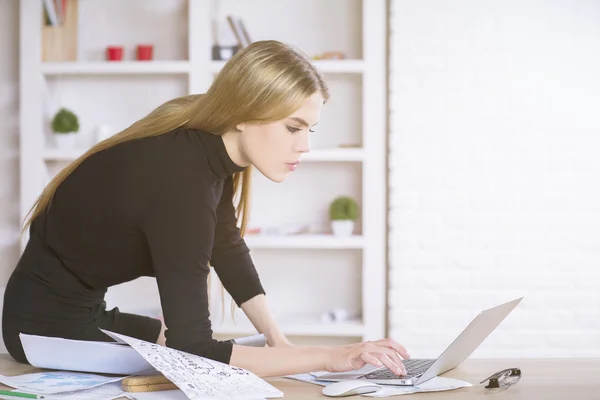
left=260, top=169, right=289, bottom=183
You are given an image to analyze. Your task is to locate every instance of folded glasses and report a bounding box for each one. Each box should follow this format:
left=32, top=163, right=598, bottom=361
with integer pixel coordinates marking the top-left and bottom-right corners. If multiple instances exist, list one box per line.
left=480, top=368, right=522, bottom=390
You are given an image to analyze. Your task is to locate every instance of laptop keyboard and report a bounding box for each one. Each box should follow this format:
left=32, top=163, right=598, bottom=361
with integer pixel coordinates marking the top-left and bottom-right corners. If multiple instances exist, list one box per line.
left=360, top=359, right=435, bottom=380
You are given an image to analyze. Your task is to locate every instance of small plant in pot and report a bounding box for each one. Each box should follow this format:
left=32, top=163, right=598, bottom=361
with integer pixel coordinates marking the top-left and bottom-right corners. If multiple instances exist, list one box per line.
left=51, top=107, right=79, bottom=149
left=329, top=196, right=359, bottom=237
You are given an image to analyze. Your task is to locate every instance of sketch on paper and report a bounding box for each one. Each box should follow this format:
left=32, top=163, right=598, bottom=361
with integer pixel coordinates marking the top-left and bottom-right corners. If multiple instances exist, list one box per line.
left=0, top=371, right=125, bottom=395
left=19, top=372, right=108, bottom=388
left=101, top=329, right=283, bottom=400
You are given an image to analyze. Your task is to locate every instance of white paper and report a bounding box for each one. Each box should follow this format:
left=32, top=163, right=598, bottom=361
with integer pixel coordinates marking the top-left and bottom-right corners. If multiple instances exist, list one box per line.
left=284, top=374, right=331, bottom=387
left=102, top=329, right=283, bottom=400
left=124, top=389, right=189, bottom=399
left=363, top=376, right=472, bottom=397
left=0, top=371, right=125, bottom=395
left=20, top=333, right=156, bottom=375
left=39, top=382, right=127, bottom=400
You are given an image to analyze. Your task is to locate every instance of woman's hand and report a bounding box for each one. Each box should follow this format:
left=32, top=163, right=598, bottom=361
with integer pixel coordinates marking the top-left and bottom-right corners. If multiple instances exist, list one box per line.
left=325, top=338, right=410, bottom=376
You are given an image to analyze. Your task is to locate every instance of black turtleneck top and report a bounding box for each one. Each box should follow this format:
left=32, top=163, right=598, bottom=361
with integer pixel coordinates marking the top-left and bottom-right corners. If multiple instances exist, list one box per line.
left=29, top=128, right=265, bottom=363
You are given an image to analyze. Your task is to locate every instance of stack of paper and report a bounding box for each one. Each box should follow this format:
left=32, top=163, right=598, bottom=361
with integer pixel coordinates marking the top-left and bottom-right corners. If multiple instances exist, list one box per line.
left=20, top=333, right=155, bottom=375
left=15, top=330, right=284, bottom=400
left=0, top=373, right=127, bottom=399
left=362, top=377, right=472, bottom=397
left=285, top=372, right=472, bottom=398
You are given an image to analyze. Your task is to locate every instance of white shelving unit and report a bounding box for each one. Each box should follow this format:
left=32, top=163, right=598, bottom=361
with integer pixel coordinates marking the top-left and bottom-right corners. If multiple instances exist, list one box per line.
left=40, top=61, right=191, bottom=75
left=244, top=234, right=364, bottom=250
left=211, top=320, right=365, bottom=338
left=19, top=0, right=387, bottom=343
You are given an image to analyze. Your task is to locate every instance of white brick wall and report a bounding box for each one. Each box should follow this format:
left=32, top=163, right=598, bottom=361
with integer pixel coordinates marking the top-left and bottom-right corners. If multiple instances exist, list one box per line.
left=388, top=0, right=600, bottom=358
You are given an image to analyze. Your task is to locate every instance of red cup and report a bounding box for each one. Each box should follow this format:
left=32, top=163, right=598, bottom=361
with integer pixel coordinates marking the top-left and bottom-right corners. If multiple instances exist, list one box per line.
left=136, top=44, right=154, bottom=61
left=106, top=46, right=123, bottom=61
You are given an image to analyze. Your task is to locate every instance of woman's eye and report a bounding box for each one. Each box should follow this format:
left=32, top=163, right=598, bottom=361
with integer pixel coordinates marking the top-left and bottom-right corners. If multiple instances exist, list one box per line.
left=287, top=126, right=301, bottom=133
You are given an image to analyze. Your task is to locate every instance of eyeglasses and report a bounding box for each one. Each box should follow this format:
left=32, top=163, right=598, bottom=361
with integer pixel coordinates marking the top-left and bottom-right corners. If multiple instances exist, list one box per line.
left=480, top=368, right=522, bottom=390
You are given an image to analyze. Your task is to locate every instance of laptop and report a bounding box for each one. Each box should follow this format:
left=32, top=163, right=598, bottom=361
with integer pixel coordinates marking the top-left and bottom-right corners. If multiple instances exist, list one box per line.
left=315, top=296, right=523, bottom=386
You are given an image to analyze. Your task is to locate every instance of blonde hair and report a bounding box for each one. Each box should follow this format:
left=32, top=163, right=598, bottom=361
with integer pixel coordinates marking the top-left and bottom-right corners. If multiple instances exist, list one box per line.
left=22, top=40, right=330, bottom=318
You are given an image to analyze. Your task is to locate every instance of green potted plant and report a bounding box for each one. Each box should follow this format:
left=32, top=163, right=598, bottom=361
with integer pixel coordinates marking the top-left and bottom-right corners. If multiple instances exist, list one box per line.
left=51, top=107, right=79, bottom=149
left=329, top=195, right=359, bottom=237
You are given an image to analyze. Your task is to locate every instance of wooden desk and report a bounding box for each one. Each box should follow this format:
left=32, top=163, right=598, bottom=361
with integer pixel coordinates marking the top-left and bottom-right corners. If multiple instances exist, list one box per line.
left=1, top=355, right=599, bottom=399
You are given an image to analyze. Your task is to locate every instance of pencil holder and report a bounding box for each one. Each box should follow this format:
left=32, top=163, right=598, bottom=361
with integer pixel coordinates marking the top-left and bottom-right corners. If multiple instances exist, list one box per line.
left=212, top=44, right=240, bottom=61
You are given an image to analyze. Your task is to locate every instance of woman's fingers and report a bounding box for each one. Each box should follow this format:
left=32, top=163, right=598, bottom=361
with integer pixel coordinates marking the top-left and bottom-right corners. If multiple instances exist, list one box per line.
left=353, top=340, right=410, bottom=376
left=373, top=338, right=410, bottom=359
left=357, top=345, right=406, bottom=376
left=374, top=352, right=406, bottom=376
left=379, top=348, right=406, bottom=375
left=388, top=350, right=407, bottom=374
left=360, top=352, right=384, bottom=369
left=365, top=344, right=407, bottom=375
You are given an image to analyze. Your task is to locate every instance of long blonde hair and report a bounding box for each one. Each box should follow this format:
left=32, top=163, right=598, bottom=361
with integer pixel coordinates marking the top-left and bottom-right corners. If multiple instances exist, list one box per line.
left=22, top=40, right=330, bottom=319
left=23, top=40, right=330, bottom=235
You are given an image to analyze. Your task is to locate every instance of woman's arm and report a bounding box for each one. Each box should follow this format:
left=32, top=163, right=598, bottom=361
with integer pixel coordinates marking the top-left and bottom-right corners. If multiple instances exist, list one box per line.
left=231, top=344, right=330, bottom=377
left=143, top=175, right=234, bottom=363
left=230, top=338, right=410, bottom=378
left=210, top=177, right=267, bottom=311
left=240, top=294, right=292, bottom=347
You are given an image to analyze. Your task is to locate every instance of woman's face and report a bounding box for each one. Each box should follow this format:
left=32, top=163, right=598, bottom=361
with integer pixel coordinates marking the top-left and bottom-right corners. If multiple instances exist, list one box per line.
left=238, top=92, right=324, bottom=182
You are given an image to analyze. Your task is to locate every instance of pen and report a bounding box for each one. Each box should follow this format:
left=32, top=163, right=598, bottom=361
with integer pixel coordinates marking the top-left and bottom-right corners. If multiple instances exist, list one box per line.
left=0, top=390, right=44, bottom=399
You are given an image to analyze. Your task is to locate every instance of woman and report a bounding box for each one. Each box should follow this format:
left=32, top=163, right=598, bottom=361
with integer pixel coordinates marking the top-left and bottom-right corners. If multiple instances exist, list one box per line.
left=2, top=40, right=409, bottom=378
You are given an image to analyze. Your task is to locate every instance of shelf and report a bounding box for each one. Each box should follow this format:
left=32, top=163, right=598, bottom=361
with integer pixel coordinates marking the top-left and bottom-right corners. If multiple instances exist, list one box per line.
left=212, top=320, right=364, bottom=337
left=42, top=147, right=364, bottom=163
left=41, top=60, right=363, bottom=76
left=209, top=59, right=365, bottom=74
left=244, top=234, right=364, bottom=249
left=40, top=61, right=190, bottom=76
left=303, top=148, right=364, bottom=162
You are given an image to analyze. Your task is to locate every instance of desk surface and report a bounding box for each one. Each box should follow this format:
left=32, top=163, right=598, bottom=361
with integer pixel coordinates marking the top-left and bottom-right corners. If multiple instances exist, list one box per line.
left=1, top=355, right=599, bottom=399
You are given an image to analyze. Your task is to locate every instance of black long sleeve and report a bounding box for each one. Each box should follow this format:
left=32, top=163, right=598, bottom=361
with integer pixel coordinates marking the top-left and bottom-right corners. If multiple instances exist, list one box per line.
left=211, top=176, right=265, bottom=306
left=16, top=127, right=264, bottom=365
left=143, top=173, right=234, bottom=363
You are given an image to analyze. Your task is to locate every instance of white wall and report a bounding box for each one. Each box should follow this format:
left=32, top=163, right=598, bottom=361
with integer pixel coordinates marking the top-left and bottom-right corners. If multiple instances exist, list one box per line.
left=0, top=0, right=20, bottom=353
left=388, top=0, right=600, bottom=358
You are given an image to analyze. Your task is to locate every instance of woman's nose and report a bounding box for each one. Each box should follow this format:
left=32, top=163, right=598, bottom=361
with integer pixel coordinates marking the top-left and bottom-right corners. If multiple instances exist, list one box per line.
left=295, top=131, right=310, bottom=153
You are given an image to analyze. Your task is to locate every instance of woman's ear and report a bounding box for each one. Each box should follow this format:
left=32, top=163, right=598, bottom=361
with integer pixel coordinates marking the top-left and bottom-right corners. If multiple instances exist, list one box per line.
left=235, top=122, right=246, bottom=132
